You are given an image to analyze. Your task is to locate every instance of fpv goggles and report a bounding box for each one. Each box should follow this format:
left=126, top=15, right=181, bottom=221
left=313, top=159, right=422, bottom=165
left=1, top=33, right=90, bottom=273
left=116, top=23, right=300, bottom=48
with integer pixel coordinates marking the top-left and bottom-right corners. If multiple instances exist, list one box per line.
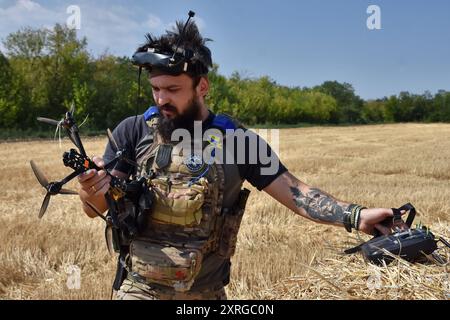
left=131, top=11, right=203, bottom=76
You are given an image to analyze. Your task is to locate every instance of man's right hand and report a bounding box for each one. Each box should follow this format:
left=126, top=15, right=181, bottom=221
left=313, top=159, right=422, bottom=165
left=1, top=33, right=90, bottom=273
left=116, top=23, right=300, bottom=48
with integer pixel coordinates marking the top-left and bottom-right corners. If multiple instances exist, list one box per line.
left=78, top=156, right=111, bottom=218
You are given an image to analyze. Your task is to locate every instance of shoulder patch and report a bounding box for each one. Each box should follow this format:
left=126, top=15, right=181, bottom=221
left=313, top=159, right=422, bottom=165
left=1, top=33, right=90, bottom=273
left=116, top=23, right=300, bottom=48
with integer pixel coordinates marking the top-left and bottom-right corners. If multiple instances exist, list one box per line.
left=143, top=106, right=160, bottom=121
left=211, top=114, right=239, bottom=132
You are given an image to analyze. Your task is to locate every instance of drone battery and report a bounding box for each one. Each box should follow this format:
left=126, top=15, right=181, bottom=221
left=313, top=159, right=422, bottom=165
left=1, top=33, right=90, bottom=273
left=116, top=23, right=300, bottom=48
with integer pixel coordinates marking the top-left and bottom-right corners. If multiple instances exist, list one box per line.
left=360, top=228, right=438, bottom=265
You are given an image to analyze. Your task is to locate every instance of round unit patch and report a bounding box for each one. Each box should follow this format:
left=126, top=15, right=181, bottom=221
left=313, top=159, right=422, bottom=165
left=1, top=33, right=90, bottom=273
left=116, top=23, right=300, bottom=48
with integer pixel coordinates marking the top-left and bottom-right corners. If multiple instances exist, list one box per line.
left=183, top=153, right=205, bottom=173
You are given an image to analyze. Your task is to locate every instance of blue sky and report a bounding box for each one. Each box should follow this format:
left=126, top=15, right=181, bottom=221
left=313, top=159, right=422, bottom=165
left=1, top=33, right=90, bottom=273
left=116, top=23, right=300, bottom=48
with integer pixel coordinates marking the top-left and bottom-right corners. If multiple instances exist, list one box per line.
left=1, top=0, right=449, bottom=99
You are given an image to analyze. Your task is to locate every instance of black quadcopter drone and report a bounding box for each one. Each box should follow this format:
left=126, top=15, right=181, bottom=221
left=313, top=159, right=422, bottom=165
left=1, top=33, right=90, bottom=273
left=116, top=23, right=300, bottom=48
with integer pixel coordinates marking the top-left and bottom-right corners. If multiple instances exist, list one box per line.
left=30, top=10, right=200, bottom=255
left=30, top=103, right=152, bottom=254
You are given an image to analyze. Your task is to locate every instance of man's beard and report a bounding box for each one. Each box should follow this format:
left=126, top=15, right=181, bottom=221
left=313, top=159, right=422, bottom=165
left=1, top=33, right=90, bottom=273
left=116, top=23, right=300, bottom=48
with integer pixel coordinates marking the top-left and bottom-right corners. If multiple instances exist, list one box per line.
left=156, top=97, right=201, bottom=143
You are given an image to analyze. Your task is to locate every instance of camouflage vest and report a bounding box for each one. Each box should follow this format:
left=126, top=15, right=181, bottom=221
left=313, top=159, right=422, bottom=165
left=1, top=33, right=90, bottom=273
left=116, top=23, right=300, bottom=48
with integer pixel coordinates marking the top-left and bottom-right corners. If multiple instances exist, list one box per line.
left=128, top=106, right=249, bottom=292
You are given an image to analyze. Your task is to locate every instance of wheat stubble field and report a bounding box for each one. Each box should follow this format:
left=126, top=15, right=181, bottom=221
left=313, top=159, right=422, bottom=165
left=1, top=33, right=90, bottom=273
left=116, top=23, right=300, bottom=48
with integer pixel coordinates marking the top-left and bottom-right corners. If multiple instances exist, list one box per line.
left=0, top=123, right=449, bottom=300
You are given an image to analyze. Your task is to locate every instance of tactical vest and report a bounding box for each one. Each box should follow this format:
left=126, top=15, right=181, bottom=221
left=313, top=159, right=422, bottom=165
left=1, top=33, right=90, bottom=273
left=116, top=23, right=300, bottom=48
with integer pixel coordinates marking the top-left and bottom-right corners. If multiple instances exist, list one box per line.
left=126, top=106, right=250, bottom=292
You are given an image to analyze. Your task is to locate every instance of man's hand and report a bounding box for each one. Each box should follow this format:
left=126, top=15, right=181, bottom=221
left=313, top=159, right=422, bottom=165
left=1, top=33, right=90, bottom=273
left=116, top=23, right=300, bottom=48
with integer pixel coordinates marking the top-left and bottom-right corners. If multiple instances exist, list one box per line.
left=358, top=208, right=409, bottom=236
left=78, top=156, right=111, bottom=218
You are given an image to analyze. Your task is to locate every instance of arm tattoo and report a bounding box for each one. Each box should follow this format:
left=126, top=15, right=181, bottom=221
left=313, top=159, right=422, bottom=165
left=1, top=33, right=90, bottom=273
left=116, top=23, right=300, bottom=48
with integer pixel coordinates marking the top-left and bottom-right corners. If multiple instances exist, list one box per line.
left=290, top=186, right=347, bottom=224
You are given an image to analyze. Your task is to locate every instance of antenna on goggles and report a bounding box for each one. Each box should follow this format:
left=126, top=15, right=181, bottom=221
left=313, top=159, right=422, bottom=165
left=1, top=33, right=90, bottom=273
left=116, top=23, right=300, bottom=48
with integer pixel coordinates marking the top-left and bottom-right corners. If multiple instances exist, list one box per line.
left=170, top=10, right=195, bottom=64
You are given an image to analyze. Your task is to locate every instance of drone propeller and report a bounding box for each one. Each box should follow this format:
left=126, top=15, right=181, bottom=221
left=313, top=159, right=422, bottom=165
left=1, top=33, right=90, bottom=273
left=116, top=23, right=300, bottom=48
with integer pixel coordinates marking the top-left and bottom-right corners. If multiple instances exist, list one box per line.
left=69, top=101, right=75, bottom=115
left=30, top=160, right=78, bottom=218
left=63, top=131, right=78, bottom=152
left=68, top=126, right=87, bottom=158
left=84, top=200, right=107, bottom=222
left=59, top=189, right=78, bottom=195
left=106, top=128, right=142, bottom=171
left=105, top=224, right=114, bottom=256
left=37, top=189, right=78, bottom=219
left=37, top=117, right=61, bottom=127
left=85, top=200, right=114, bottom=256
left=103, top=158, right=119, bottom=171
left=37, top=104, right=87, bottom=156
left=103, top=129, right=121, bottom=170
left=37, top=116, right=80, bottom=149
left=65, top=109, right=85, bottom=154
left=30, top=160, right=49, bottom=187
left=107, top=128, right=119, bottom=151
left=39, top=193, right=51, bottom=219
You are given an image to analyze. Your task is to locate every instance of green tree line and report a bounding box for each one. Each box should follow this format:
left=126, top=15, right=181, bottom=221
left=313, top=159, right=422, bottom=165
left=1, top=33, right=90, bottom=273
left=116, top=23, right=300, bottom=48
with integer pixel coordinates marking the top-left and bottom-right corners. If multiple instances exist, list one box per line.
left=1, top=25, right=449, bottom=137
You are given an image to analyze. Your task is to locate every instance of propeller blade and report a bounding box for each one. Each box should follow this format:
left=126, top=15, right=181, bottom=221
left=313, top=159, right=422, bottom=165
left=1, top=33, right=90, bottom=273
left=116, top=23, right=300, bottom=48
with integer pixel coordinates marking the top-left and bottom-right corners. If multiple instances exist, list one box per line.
left=103, top=157, right=119, bottom=170
left=107, top=128, right=141, bottom=170
left=67, top=131, right=78, bottom=147
left=65, top=128, right=82, bottom=150
left=39, top=193, right=51, bottom=219
left=74, top=135, right=84, bottom=154
left=59, top=188, right=78, bottom=195
left=107, top=128, right=119, bottom=152
left=30, top=160, right=49, bottom=187
left=69, top=128, right=87, bottom=157
left=124, top=158, right=141, bottom=170
left=70, top=102, right=75, bottom=115
left=78, top=114, right=89, bottom=128
left=440, top=237, right=450, bottom=249
left=105, top=225, right=114, bottom=256
left=37, top=117, right=61, bottom=126
left=85, top=201, right=107, bottom=222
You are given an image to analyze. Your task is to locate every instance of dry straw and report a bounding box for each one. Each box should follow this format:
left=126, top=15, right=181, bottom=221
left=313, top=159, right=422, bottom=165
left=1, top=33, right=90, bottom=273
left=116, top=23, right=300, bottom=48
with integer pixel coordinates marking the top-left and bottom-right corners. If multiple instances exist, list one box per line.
left=1, top=124, right=449, bottom=299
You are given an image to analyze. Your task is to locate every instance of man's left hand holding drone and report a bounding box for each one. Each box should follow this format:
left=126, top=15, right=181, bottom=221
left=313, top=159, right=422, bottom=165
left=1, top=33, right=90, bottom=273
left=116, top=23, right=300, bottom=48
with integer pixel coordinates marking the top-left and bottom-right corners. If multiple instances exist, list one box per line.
left=77, top=156, right=129, bottom=217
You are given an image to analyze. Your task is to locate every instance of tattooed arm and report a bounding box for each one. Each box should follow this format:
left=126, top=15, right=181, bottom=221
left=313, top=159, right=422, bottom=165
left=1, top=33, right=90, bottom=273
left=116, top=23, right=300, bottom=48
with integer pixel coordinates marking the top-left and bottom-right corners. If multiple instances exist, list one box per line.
left=264, top=171, right=407, bottom=235
left=264, top=171, right=350, bottom=226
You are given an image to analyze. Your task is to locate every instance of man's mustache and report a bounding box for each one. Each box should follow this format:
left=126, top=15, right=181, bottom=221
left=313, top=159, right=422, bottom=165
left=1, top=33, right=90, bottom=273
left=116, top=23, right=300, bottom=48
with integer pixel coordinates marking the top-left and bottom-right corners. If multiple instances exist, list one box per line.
left=159, top=104, right=178, bottom=114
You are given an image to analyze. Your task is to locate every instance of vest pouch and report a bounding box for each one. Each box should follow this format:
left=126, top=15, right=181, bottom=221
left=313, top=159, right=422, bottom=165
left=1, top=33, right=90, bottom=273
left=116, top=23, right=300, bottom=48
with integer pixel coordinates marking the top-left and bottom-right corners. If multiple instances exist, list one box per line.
left=130, top=239, right=203, bottom=292
left=218, top=188, right=250, bottom=258
left=150, top=178, right=207, bottom=227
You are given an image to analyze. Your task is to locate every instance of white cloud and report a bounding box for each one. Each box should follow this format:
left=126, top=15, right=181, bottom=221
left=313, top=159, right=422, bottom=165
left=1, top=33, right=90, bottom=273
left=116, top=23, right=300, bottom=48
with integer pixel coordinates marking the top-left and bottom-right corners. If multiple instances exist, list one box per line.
left=17, top=0, right=40, bottom=11
left=76, top=3, right=145, bottom=56
left=0, top=0, right=63, bottom=29
left=0, top=1, right=152, bottom=57
left=145, top=13, right=161, bottom=30
left=0, top=1, right=198, bottom=58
